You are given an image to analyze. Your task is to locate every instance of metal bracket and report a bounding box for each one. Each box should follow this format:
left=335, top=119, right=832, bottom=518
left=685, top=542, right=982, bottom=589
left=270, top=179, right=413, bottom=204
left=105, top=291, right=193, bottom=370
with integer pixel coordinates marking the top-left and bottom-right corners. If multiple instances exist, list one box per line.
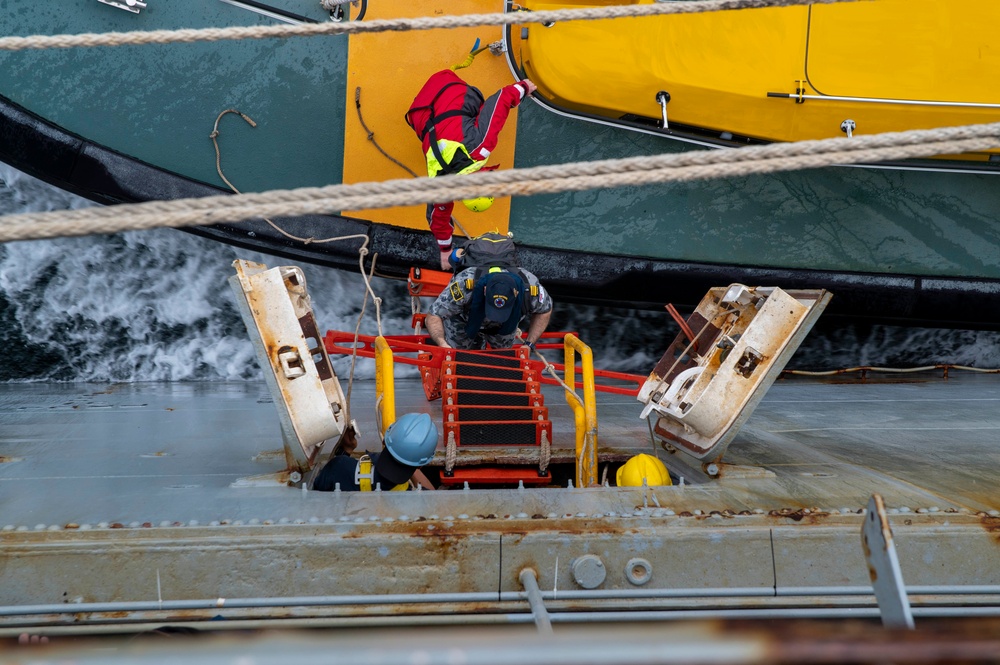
left=862, top=493, right=915, bottom=630
left=656, top=91, right=671, bottom=129
left=841, top=119, right=856, bottom=138
left=98, top=0, right=147, bottom=13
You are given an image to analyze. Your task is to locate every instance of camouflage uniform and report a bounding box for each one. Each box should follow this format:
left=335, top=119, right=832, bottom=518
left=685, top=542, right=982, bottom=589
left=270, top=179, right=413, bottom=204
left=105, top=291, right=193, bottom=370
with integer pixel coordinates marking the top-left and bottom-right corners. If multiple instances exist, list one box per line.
left=429, top=267, right=552, bottom=350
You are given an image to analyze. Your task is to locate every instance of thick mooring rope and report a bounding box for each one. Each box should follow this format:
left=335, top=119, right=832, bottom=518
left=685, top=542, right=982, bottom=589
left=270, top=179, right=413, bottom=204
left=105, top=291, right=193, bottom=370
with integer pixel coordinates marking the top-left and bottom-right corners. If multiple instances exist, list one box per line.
left=0, top=0, right=866, bottom=52
left=2, top=122, right=999, bottom=243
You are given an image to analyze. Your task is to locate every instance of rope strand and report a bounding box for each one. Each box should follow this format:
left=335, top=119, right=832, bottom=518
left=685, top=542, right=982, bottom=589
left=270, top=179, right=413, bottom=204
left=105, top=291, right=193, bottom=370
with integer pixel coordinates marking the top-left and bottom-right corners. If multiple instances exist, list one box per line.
left=0, top=0, right=869, bottom=52
left=3, top=121, right=999, bottom=243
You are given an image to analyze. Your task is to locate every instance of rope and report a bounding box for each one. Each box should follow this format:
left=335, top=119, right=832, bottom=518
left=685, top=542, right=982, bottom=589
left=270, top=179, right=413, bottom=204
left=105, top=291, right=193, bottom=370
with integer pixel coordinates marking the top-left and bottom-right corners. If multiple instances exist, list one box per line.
left=0, top=0, right=868, bottom=52
left=445, top=430, right=457, bottom=473
left=209, top=111, right=387, bottom=431
left=209, top=108, right=372, bottom=246
left=345, top=250, right=386, bottom=427
left=350, top=88, right=473, bottom=241
left=539, top=429, right=551, bottom=476
left=354, top=87, right=418, bottom=179
left=785, top=364, right=1000, bottom=376
left=4, top=121, right=999, bottom=243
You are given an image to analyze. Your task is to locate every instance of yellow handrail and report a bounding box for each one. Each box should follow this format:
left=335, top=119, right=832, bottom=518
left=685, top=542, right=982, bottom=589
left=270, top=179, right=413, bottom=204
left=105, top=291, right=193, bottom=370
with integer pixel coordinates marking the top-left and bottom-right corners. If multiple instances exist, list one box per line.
left=563, top=334, right=598, bottom=488
left=374, top=336, right=396, bottom=436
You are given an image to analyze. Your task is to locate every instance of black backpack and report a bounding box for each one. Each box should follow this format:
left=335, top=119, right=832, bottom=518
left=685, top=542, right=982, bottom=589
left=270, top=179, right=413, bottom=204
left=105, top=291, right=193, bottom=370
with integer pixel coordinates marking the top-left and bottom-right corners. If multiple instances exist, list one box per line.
left=461, top=232, right=520, bottom=273
left=459, top=232, right=538, bottom=302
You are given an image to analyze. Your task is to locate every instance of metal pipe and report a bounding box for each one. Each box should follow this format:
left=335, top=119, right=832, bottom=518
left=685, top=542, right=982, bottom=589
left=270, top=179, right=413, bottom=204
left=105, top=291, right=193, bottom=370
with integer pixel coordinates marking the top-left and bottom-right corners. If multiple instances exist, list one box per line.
left=500, top=587, right=773, bottom=602
left=766, top=91, right=1000, bottom=109
left=7, top=584, right=1000, bottom=618
left=8, top=605, right=1000, bottom=636
left=0, top=592, right=499, bottom=618
left=780, top=585, right=1000, bottom=596
left=519, top=568, right=553, bottom=634
left=545, top=606, right=1000, bottom=623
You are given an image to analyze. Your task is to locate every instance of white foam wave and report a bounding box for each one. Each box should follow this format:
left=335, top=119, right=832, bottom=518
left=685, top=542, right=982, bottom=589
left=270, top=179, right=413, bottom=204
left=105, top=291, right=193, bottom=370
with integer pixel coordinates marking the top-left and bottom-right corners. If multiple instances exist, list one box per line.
left=4, top=161, right=1000, bottom=383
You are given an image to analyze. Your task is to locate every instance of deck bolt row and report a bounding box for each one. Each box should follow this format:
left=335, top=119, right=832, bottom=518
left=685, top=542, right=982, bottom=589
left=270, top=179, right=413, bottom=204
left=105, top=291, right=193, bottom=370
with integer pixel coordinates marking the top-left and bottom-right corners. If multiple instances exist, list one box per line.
left=1, top=503, right=988, bottom=532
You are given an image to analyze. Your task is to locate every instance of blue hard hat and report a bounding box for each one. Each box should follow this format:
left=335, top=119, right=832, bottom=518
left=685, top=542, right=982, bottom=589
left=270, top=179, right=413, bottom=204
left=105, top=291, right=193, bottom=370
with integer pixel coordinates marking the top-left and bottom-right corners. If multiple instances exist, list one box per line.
left=383, top=413, right=439, bottom=467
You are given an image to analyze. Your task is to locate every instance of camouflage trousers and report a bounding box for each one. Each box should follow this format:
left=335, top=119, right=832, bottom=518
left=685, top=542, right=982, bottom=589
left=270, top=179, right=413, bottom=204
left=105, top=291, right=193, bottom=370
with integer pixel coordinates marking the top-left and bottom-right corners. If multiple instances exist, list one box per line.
left=442, top=315, right=519, bottom=350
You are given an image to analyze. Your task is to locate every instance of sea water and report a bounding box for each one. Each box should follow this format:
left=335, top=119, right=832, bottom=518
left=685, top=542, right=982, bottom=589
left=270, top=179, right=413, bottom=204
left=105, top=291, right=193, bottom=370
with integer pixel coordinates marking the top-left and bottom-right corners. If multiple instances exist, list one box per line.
left=2, top=163, right=1000, bottom=383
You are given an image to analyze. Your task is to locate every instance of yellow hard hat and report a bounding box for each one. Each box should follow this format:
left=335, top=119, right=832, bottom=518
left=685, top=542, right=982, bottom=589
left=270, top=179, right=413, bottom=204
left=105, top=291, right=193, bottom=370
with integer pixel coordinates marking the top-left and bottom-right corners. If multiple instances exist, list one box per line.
left=616, top=454, right=672, bottom=487
left=463, top=196, right=494, bottom=213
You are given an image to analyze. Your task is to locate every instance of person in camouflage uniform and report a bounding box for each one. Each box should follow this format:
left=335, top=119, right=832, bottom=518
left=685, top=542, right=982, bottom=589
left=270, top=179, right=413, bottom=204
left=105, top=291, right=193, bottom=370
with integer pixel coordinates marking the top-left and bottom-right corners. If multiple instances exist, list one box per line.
left=424, top=266, right=552, bottom=350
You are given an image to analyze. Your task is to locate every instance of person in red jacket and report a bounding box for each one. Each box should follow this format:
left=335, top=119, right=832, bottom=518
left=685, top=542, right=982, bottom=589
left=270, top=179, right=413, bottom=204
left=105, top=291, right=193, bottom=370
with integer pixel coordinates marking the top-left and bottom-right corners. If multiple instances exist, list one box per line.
left=406, top=70, right=536, bottom=270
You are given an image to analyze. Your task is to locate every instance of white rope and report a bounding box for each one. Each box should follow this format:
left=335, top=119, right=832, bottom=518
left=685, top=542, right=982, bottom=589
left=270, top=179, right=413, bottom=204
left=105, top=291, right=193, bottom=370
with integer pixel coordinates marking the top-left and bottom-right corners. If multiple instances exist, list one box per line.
left=785, top=364, right=1000, bottom=376
left=0, top=0, right=868, bottom=52
left=210, top=108, right=370, bottom=246
left=2, top=121, right=998, bottom=243
left=445, top=430, right=457, bottom=473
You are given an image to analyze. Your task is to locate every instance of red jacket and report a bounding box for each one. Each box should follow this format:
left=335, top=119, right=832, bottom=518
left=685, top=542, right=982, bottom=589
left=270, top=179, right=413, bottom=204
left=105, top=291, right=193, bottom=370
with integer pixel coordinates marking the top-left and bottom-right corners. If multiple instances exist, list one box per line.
left=406, top=70, right=530, bottom=250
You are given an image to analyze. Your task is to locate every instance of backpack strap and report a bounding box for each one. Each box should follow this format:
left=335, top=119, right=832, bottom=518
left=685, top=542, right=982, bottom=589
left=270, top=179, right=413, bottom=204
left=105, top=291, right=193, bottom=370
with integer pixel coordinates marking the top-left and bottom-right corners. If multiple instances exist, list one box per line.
left=404, top=81, right=466, bottom=131
left=518, top=269, right=538, bottom=298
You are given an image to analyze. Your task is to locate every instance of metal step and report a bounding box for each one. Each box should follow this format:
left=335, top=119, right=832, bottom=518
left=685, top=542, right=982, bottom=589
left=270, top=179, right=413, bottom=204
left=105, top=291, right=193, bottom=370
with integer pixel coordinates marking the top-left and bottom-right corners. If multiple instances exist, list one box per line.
left=444, top=361, right=533, bottom=381
left=445, top=420, right=552, bottom=446
left=444, top=376, right=541, bottom=394
left=444, top=404, right=548, bottom=423
left=438, top=466, right=552, bottom=486
left=451, top=350, right=523, bottom=367
left=442, top=389, right=544, bottom=407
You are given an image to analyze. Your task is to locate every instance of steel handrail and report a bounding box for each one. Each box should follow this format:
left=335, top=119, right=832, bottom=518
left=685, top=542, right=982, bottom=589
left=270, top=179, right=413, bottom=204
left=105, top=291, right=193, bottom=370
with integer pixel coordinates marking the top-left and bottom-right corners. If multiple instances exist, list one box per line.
left=325, top=330, right=644, bottom=396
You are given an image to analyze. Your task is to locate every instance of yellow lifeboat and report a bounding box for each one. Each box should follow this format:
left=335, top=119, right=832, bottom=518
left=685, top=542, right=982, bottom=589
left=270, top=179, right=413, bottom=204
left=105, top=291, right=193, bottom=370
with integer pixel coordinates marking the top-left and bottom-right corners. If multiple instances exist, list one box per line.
left=510, top=0, right=1000, bottom=162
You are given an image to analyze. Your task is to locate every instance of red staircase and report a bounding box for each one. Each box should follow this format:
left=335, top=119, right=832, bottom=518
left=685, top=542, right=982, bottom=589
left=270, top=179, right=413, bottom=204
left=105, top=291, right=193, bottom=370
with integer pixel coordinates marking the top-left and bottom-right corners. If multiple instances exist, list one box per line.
left=438, top=348, right=552, bottom=486
left=320, top=266, right=646, bottom=487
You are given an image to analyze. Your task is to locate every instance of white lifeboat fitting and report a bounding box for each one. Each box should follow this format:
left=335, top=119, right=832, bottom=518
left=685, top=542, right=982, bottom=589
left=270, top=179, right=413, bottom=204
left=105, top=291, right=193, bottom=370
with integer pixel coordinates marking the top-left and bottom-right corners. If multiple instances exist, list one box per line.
left=638, top=284, right=832, bottom=465
left=229, top=259, right=348, bottom=473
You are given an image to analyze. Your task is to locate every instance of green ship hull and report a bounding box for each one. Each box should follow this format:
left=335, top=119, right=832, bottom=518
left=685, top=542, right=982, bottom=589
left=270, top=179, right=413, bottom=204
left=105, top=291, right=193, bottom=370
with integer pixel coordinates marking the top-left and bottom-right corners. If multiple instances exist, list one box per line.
left=2, top=0, right=1000, bottom=327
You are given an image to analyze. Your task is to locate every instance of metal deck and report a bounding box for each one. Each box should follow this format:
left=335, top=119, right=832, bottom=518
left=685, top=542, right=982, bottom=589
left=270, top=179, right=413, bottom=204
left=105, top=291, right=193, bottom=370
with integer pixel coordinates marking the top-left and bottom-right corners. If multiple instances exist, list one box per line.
left=1, top=373, right=999, bottom=631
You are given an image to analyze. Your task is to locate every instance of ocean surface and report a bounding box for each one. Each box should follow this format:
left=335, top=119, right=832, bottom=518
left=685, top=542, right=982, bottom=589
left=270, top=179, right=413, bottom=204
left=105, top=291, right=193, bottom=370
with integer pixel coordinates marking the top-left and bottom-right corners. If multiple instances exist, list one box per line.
left=2, top=163, right=1000, bottom=383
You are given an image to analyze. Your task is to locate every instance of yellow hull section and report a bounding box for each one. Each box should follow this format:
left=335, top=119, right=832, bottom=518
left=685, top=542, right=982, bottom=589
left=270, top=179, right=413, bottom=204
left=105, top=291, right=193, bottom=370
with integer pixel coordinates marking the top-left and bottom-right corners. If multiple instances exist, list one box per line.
left=342, top=0, right=518, bottom=234
left=517, top=0, right=1000, bottom=156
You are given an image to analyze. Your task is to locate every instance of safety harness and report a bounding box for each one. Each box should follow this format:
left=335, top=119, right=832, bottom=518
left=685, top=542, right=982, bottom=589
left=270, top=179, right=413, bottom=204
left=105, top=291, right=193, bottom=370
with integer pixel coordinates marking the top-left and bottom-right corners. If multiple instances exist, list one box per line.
left=354, top=454, right=408, bottom=492
left=405, top=80, right=482, bottom=177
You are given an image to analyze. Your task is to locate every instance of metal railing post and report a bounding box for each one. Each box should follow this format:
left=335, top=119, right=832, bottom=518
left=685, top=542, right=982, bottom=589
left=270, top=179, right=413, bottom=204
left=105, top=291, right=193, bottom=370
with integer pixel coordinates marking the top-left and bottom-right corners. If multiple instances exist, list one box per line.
left=518, top=568, right=553, bottom=634
left=374, top=336, right=396, bottom=435
left=564, top=334, right=598, bottom=487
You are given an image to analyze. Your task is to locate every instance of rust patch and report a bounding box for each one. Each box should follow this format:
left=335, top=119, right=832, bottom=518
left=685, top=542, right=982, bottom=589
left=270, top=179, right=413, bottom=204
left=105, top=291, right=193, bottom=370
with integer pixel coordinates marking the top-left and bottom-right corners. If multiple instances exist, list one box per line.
left=978, top=515, right=1000, bottom=536
left=766, top=508, right=831, bottom=523
left=861, top=533, right=877, bottom=583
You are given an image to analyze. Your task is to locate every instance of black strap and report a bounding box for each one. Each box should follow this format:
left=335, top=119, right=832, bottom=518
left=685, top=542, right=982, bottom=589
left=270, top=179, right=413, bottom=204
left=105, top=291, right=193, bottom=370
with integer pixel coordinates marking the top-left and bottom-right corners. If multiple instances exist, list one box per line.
left=405, top=80, right=466, bottom=134
left=418, top=109, right=465, bottom=141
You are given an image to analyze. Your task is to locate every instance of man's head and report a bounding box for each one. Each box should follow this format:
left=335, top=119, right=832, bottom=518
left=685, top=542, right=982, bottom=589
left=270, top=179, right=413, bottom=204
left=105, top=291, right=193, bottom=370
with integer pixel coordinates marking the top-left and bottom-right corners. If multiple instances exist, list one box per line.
left=376, top=413, right=439, bottom=485
left=483, top=272, right=520, bottom=324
